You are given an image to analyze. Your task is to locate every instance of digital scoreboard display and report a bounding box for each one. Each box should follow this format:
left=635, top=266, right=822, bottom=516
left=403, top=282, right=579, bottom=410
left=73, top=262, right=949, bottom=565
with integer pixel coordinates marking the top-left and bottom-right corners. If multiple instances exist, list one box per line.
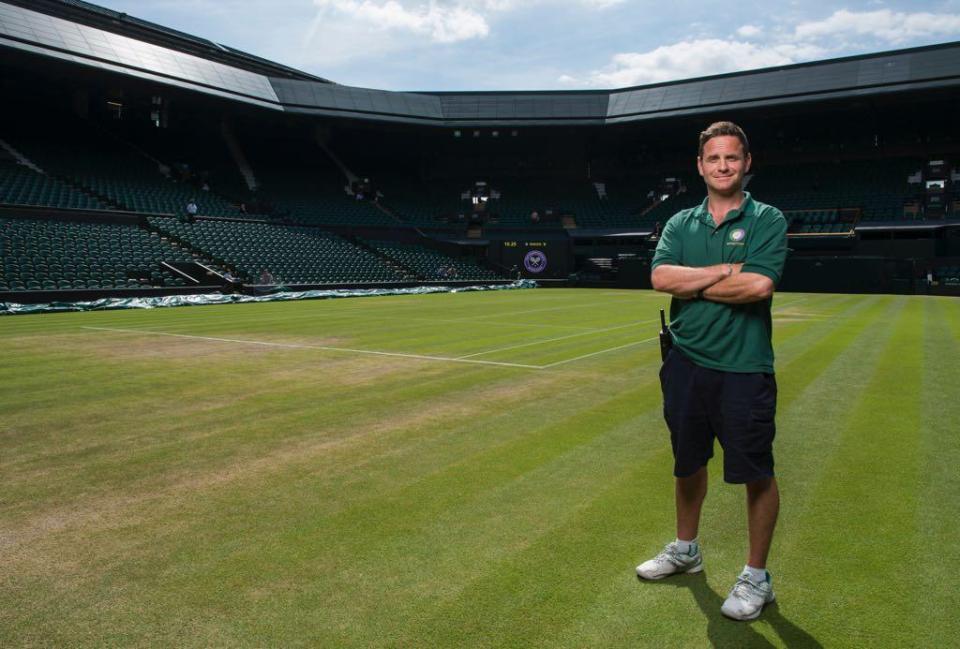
left=497, top=240, right=569, bottom=278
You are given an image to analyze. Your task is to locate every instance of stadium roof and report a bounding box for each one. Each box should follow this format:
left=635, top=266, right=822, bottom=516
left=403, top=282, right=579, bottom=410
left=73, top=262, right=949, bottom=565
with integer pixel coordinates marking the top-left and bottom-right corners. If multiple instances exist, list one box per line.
left=2, top=0, right=960, bottom=125
left=3, top=0, right=331, bottom=83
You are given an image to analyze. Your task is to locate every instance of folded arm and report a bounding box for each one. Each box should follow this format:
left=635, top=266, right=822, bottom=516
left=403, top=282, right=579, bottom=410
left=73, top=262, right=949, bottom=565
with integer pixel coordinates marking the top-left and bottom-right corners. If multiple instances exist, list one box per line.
left=651, top=263, right=736, bottom=299
left=701, top=271, right=773, bottom=304
left=652, top=263, right=772, bottom=303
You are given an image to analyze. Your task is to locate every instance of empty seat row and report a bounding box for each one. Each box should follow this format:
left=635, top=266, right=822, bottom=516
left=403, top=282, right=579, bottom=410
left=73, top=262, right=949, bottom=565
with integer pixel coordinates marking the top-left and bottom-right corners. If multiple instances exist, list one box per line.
left=1, top=216, right=194, bottom=291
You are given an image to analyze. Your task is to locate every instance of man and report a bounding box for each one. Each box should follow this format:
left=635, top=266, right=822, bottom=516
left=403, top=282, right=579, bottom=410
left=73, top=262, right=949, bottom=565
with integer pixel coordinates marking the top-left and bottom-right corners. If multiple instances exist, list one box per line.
left=184, top=198, right=199, bottom=223
left=636, top=122, right=788, bottom=621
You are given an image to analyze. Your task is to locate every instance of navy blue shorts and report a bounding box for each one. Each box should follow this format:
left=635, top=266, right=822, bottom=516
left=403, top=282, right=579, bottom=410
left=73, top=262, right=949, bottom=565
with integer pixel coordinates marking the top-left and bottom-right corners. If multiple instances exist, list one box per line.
left=659, top=349, right=777, bottom=484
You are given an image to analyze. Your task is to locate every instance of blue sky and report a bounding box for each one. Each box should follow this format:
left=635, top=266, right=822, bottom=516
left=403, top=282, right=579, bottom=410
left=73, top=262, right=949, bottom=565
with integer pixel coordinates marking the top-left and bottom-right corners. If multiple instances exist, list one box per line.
left=95, top=0, right=960, bottom=91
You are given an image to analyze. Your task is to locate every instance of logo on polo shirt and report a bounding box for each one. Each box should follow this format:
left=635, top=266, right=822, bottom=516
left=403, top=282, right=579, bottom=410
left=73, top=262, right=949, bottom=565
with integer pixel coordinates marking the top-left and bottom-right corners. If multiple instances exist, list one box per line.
left=727, top=228, right=746, bottom=246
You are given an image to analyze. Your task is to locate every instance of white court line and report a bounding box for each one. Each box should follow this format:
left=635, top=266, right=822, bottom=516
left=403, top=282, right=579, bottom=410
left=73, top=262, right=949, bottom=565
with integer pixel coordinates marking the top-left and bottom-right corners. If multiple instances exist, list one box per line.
left=80, top=326, right=543, bottom=370
left=377, top=315, right=597, bottom=332
left=459, top=297, right=806, bottom=362
left=540, top=336, right=660, bottom=369
left=81, top=297, right=816, bottom=373
left=456, top=318, right=658, bottom=359
left=470, top=299, right=635, bottom=320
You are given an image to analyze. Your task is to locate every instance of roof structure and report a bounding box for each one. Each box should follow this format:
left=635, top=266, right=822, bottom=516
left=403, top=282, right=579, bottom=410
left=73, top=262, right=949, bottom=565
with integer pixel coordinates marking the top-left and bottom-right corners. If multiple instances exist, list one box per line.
left=4, top=0, right=330, bottom=82
left=2, top=0, right=960, bottom=126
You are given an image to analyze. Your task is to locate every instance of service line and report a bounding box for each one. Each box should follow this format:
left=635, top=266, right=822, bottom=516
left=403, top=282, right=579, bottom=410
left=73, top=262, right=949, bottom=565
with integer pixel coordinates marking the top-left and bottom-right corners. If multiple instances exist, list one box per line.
left=80, top=326, right=543, bottom=370
left=456, top=318, right=659, bottom=359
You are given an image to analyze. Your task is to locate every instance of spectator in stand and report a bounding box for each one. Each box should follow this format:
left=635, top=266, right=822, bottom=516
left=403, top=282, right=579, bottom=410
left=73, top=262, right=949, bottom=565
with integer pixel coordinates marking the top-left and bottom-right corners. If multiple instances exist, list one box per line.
left=180, top=198, right=198, bottom=223
left=259, top=269, right=274, bottom=284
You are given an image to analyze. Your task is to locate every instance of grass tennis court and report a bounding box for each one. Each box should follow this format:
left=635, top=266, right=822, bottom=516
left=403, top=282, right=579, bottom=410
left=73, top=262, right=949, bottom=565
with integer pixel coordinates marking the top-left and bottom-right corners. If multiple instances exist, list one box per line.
left=2, top=288, right=958, bottom=647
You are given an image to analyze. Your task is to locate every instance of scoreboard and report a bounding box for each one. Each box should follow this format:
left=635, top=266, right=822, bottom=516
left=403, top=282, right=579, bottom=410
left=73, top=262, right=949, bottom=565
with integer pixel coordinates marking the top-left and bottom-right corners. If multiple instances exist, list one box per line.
left=491, top=237, right=570, bottom=279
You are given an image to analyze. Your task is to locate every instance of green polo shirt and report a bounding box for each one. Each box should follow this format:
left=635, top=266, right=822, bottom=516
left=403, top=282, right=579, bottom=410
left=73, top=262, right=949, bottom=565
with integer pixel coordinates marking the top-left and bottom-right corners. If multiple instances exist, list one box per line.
left=651, top=192, right=787, bottom=374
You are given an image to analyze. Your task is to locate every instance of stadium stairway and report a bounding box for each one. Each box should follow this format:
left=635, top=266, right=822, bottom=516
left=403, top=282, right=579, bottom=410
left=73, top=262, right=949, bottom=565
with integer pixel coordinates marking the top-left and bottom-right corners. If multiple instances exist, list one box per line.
left=53, top=174, right=126, bottom=212
left=220, top=122, right=259, bottom=192
left=142, top=218, right=250, bottom=282
left=346, top=236, right=419, bottom=280
left=0, top=137, right=44, bottom=173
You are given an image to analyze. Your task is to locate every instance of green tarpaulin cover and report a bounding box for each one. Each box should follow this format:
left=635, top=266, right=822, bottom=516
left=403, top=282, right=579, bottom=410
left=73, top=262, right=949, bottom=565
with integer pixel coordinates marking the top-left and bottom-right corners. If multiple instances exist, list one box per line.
left=1, top=281, right=537, bottom=315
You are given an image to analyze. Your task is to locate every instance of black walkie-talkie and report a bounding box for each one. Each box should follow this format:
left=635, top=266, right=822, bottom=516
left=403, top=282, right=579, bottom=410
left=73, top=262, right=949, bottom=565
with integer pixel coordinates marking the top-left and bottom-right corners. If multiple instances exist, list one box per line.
left=659, top=308, right=672, bottom=362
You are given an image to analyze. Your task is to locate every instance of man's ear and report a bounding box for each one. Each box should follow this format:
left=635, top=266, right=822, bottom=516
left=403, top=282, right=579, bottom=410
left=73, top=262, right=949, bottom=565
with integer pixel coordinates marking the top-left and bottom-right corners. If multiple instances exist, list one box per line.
left=744, top=153, right=752, bottom=174
left=696, top=156, right=704, bottom=178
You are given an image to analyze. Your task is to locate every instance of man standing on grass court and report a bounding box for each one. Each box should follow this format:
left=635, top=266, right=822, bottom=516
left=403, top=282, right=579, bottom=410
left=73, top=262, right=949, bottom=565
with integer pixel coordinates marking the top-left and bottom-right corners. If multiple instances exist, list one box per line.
left=636, top=121, right=788, bottom=621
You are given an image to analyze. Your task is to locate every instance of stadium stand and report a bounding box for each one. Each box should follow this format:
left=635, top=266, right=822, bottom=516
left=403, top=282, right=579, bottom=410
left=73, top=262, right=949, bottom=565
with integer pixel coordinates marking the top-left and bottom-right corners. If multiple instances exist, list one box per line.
left=374, top=175, right=463, bottom=227
left=0, top=216, right=195, bottom=291
left=236, top=134, right=398, bottom=227
left=111, top=121, right=261, bottom=215
left=148, top=217, right=412, bottom=285
left=593, top=176, right=662, bottom=228
left=0, top=158, right=105, bottom=210
left=750, top=159, right=919, bottom=224
left=934, top=264, right=960, bottom=286
left=363, top=239, right=503, bottom=281
left=3, top=115, right=247, bottom=218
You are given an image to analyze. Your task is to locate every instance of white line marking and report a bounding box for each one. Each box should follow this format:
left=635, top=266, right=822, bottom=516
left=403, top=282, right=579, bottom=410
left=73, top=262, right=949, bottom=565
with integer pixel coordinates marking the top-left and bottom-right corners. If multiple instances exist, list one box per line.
left=80, top=295, right=815, bottom=372
left=540, top=336, right=660, bottom=369
left=80, top=326, right=543, bottom=370
left=368, top=314, right=597, bottom=332
left=470, top=299, right=638, bottom=320
left=456, top=318, right=658, bottom=359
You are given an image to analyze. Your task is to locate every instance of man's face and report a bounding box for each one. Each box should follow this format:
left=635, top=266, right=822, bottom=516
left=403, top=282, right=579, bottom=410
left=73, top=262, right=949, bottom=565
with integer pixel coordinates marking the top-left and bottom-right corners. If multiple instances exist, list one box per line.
left=697, top=135, right=751, bottom=197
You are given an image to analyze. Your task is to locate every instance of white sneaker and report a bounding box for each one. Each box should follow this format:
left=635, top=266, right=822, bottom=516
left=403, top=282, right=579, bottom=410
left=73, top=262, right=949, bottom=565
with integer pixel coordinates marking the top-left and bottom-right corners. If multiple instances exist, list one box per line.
left=636, top=541, right=703, bottom=580
left=721, top=570, right=776, bottom=620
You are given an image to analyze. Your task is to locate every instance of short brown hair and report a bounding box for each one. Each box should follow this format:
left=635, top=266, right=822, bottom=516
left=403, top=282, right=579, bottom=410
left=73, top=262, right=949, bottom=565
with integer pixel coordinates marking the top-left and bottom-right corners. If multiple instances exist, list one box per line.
left=698, top=121, right=749, bottom=157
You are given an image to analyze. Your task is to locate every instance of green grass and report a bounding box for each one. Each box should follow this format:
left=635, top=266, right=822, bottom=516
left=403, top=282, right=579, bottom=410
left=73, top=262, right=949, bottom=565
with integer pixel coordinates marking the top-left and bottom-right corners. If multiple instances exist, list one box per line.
left=1, top=288, right=958, bottom=648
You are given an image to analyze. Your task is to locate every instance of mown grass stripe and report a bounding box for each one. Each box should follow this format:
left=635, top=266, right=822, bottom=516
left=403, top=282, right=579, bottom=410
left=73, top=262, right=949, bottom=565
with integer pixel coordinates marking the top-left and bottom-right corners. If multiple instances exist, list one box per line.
left=916, top=298, right=960, bottom=641
left=785, top=298, right=924, bottom=648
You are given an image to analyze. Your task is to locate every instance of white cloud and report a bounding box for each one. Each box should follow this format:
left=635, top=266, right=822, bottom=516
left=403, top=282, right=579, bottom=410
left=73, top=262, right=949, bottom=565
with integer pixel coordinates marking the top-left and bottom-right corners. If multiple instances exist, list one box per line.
left=565, top=8, right=960, bottom=89
left=309, top=0, right=623, bottom=46
left=794, top=9, right=960, bottom=44
left=574, top=39, right=827, bottom=87
left=303, top=0, right=631, bottom=72
left=581, top=0, right=626, bottom=8
left=312, top=0, right=489, bottom=44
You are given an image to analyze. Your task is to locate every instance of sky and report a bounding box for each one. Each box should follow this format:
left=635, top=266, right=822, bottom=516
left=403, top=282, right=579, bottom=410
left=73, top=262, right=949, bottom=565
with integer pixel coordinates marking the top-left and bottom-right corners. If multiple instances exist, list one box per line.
left=93, top=0, right=960, bottom=91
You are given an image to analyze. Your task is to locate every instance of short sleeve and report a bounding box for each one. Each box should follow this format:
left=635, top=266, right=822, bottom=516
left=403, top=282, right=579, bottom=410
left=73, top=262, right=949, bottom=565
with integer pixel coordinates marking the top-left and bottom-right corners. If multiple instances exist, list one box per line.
left=651, top=215, right=683, bottom=270
left=741, top=209, right=788, bottom=286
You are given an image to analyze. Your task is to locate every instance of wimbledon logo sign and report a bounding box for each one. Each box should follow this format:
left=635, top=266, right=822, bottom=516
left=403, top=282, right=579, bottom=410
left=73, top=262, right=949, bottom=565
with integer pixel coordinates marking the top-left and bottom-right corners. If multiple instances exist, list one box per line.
left=524, top=250, right=547, bottom=273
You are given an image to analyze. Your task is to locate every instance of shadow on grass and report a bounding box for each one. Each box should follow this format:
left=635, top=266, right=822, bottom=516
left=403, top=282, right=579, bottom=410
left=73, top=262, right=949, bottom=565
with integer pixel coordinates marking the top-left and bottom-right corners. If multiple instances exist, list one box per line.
left=642, top=572, right=823, bottom=648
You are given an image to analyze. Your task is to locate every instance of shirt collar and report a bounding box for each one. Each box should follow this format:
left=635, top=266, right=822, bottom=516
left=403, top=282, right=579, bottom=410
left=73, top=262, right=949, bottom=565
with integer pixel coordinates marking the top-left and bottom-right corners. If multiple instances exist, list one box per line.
left=693, top=191, right=755, bottom=227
